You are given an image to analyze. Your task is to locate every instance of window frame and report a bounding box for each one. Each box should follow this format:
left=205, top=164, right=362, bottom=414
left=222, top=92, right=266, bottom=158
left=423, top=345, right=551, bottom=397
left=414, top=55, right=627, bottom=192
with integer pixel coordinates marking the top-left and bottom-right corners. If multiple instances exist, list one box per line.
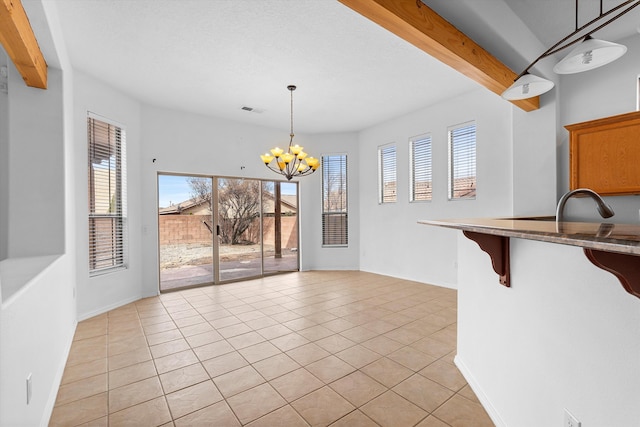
left=87, top=112, right=128, bottom=276
left=409, top=133, right=433, bottom=202
left=321, top=153, right=348, bottom=247
left=378, top=143, right=397, bottom=204
left=448, top=121, right=477, bottom=201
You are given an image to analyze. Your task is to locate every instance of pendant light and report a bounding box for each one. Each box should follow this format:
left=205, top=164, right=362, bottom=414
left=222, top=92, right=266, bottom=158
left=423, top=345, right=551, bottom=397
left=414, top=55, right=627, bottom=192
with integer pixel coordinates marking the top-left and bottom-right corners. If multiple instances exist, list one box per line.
left=553, top=35, right=627, bottom=74
left=502, top=73, right=555, bottom=101
left=501, top=0, right=639, bottom=100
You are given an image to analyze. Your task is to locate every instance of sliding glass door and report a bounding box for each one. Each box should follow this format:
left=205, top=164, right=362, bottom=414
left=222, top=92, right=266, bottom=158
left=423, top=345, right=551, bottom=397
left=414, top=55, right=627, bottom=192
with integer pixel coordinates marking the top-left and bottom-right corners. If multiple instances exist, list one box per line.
left=158, top=173, right=298, bottom=291
left=158, top=175, right=214, bottom=292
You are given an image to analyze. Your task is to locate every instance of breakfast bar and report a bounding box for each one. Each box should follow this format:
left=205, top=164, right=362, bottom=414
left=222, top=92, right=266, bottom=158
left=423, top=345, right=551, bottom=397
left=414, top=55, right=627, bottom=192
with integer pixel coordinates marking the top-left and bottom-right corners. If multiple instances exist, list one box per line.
left=419, top=217, right=640, bottom=425
left=420, top=217, right=640, bottom=299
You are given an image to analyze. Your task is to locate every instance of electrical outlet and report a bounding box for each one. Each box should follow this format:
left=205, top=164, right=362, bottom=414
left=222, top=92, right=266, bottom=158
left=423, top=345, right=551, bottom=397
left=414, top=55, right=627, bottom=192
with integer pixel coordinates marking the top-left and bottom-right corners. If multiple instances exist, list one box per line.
left=564, top=409, right=581, bottom=427
left=26, top=373, right=32, bottom=405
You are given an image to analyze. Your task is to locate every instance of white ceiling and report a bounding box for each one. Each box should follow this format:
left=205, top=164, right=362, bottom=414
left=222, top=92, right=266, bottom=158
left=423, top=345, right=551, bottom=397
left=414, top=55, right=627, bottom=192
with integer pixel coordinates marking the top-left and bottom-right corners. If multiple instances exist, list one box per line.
left=49, top=0, right=640, bottom=134
left=52, top=0, right=480, bottom=134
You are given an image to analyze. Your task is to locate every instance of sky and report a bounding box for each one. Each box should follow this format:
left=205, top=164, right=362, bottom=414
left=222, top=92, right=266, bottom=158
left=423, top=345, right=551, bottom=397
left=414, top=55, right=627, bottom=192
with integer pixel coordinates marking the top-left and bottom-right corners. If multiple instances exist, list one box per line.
left=157, top=174, right=297, bottom=208
left=158, top=175, right=192, bottom=208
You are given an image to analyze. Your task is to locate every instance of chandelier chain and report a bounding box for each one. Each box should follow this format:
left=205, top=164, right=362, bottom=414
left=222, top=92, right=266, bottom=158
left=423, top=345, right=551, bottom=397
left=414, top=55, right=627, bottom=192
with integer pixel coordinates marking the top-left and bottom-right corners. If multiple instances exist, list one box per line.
left=290, top=86, right=295, bottom=140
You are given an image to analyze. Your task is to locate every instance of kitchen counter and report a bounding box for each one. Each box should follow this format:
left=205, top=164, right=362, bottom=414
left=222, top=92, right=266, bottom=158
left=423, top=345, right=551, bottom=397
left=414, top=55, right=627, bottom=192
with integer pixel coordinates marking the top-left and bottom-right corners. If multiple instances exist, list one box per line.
left=419, top=217, right=640, bottom=299
left=419, top=217, right=640, bottom=255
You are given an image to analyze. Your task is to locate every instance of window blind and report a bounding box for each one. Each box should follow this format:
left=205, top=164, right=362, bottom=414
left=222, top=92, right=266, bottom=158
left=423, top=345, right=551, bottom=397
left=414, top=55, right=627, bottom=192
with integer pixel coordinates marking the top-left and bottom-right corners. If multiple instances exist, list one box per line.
left=88, top=116, right=127, bottom=274
left=379, top=144, right=397, bottom=203
left=322, top=154, right=348, bottom=246
left=448, top=122, right=476, bottom=200
left=410, top=135, right=432, bottom=202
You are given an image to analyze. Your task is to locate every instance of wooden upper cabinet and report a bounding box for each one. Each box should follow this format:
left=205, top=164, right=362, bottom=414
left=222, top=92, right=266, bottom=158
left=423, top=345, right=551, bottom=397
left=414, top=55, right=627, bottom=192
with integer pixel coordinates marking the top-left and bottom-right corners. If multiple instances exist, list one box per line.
left=566, top=111, right=640, bottom=196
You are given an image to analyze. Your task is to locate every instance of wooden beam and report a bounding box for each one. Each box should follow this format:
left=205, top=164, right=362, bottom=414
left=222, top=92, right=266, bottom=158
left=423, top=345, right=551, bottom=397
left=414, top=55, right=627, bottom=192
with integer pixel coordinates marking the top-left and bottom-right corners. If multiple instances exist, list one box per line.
left=338, top=0, right=538, bottom=112
left=0, top=0, right=47, bottom=89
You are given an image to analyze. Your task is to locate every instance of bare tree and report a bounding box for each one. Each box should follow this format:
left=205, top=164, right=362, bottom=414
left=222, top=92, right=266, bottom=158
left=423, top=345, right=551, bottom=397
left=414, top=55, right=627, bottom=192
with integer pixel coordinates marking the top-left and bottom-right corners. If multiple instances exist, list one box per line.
left=187, top=177, right=261, bottom=245
left=188, top=177, right=212, bottom=211
left=218, top=179, right=260, bottom=244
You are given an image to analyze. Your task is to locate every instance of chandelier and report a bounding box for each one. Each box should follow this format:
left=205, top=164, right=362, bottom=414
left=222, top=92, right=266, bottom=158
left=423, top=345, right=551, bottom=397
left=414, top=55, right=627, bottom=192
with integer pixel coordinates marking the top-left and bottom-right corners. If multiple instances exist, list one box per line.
left=502, top=0, right=640, bottom=100
left=260, top=85, right=319, bottom=180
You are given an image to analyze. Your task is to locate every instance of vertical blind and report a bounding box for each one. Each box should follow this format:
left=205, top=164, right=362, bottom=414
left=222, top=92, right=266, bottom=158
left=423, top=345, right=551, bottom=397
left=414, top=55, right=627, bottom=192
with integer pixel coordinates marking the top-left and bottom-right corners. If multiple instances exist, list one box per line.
left=88, top=116, right=127, bottom=274
left=322, top=154, right=348, bottom=246
left=379, top=144, right=397, bottom=203
left=448, top=122, right=476, bottom=200
left=410, top=135, right=432, bottom=202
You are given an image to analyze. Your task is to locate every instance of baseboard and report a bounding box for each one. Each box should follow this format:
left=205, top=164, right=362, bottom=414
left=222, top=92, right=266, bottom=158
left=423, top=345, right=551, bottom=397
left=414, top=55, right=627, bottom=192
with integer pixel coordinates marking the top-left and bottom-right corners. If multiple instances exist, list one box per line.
left=78, top=294, right=142, bottom=322
left=41, top=319, right=77, bottom=427
left=454, top=355, right=507, bottom=427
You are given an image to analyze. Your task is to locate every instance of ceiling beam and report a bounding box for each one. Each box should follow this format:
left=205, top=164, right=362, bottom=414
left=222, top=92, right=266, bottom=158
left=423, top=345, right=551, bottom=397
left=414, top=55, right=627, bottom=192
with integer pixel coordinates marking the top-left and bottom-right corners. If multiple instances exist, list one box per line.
left=338, top=0, right=538, bottom=112
left=0, top=0, right=47, bottom=89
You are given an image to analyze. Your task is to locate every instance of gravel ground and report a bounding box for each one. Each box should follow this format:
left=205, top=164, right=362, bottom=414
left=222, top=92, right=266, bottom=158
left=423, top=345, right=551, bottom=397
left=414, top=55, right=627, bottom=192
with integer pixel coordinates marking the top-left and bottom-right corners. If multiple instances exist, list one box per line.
left=160, top=243, right=278, bottom=269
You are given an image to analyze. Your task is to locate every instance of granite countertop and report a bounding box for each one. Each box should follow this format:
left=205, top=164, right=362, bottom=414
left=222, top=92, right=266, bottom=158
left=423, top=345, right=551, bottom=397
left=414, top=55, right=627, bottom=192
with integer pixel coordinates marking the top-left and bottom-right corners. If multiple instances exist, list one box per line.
left=419, top=217, right=640, bottom=256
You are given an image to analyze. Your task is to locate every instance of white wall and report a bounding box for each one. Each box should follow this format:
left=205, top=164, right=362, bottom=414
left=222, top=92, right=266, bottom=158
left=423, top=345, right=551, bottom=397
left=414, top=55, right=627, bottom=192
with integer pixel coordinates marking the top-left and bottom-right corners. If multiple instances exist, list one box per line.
left=140, top=105, right=360, bottom=295
left=6, top=62, right=65, bottom=258
left=457, top=235, right=640, bottom=427
left=357, top=88, right=518, bottom=287
left=1, top=1, right=78, bottom=425
left=1, top=256, right=76, bottom=427
left=511, top=93, right=558, bottom=215
left=73, top=71, right=144, bottom=320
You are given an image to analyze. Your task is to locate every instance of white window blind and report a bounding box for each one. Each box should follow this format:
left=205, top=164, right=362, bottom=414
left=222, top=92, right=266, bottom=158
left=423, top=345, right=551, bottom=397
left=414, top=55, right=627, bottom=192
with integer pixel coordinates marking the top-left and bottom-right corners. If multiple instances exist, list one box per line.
left=88, top=115, right=127, bottom=275
left=322, top=154, right=348, bottom=246
left=410, top=134, right=432, bottom=202
left=448, top=122, right=476, bottom=200
left=379, top=144, right=397, bottom=203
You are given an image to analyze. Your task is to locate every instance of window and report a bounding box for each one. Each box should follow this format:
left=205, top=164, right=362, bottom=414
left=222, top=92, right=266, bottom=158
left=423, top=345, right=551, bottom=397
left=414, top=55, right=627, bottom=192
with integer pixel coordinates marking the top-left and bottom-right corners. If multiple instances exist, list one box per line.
left=379, top=144, right=397, bottom=203
left=322, top=154, right=347, bottom=246
left=88, top=114, right=127, bottom=275
left=410, top=134, right=432, bottom=202
left=448, top=122, right=476, bottom=200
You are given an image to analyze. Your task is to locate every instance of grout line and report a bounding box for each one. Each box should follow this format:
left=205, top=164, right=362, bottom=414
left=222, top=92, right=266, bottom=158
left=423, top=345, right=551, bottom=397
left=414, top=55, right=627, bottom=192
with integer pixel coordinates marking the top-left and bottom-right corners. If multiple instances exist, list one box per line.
left=58, top=272, right=473, bottom=427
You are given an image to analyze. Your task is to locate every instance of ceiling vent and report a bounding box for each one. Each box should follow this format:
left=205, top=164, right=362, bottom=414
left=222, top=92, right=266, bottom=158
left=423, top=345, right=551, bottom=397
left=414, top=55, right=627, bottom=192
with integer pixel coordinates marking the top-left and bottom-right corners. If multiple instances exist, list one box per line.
left=241, top=106, right=265, bottom=113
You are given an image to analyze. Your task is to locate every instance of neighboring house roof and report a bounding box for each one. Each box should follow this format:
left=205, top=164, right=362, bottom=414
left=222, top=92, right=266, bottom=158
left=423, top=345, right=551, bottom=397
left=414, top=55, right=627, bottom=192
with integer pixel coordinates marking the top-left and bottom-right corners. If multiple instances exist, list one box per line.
left=158, top=197, right=208, bottom=215
left=262, top=193, right=297, bottom=214
left=159, top=193, right=298, bottom=215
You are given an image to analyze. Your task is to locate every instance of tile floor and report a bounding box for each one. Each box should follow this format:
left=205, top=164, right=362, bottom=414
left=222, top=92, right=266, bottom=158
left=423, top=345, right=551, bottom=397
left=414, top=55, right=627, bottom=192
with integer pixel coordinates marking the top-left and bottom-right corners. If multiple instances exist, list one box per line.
left=50, top=271, right=494, bottom=426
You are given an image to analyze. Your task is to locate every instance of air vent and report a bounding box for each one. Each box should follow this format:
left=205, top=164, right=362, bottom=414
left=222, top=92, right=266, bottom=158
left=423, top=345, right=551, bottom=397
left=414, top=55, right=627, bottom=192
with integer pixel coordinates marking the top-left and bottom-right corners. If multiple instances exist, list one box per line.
left=240, top=106, right=265, bottom=114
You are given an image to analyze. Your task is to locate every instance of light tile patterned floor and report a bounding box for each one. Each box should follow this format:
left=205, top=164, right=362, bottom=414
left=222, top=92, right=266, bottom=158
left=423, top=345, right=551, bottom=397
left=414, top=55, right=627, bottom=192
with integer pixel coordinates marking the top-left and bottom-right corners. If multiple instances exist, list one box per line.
left=50, top=271, right=494, bottom=426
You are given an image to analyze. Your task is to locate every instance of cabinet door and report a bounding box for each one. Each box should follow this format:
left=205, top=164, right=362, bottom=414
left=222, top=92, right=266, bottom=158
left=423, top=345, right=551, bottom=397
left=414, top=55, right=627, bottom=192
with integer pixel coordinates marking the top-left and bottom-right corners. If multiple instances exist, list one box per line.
left=566, top=111, right=640, bottom=196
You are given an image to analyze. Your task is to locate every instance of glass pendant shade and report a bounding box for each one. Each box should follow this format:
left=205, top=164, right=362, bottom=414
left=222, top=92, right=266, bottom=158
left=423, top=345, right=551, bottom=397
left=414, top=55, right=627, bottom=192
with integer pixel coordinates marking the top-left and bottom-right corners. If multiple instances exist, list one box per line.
left=553, top=37, right=627, bottom=74
left=501, top=73, right=555, bottom=101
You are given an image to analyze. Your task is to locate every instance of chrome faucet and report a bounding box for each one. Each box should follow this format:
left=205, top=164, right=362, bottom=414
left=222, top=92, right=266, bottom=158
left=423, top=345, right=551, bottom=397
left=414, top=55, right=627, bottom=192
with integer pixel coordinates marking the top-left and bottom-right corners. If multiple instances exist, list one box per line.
left=556, top=188, right=614, bottom=222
